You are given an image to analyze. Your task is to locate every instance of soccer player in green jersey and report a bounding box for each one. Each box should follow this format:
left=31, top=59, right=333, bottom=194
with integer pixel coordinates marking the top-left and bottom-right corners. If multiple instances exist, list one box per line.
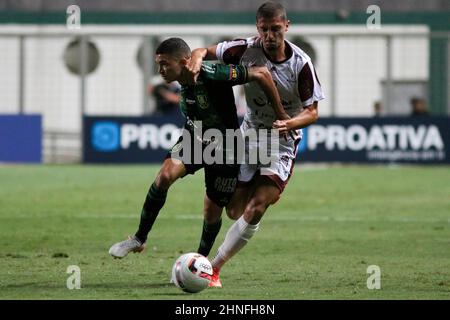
left=109, top=37, right=287, bottom=259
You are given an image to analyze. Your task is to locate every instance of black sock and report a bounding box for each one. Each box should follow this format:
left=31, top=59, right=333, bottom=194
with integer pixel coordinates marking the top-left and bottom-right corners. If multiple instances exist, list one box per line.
left=134, top=182, right=167, bottom=244
left=197, top=218, right=222, bottom=257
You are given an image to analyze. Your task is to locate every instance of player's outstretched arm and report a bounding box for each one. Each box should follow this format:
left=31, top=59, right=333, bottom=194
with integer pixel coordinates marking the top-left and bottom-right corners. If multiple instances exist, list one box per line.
left=273, top=102, right=319, bottom=135
left=247, top=66, right=290, bottom=120
left=185, top=46, right=218, bottom=84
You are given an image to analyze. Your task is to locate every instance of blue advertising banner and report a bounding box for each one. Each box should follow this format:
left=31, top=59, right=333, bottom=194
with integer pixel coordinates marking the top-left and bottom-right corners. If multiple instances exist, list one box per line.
left=0, top=114, right=42, bottom=163
left=84, top=115, right=449, bottom=164
left=83, top=115, right=184, bottom=163
left=297, top=117, right=450, bottom=164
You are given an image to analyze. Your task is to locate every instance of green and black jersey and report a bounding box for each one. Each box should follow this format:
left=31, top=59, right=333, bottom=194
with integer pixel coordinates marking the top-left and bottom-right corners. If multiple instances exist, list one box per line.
left=179, top=62, right=248, bottom=134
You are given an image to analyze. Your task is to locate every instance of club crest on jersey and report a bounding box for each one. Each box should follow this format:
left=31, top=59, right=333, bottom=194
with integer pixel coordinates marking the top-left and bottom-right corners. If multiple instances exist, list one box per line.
left=196, top=94, right=209, bottom=109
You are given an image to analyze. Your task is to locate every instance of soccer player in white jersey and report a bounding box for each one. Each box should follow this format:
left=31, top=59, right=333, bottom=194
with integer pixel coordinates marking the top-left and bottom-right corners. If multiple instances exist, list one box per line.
left=187, top=1, right=325, bottom=287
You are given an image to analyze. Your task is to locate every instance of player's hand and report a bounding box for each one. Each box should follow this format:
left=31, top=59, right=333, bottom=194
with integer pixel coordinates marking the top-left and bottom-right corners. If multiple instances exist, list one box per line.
left=273, top=119, right=299, bottom=141
left=185, top=52, right=203, bottom=85
left=273, top=119, right=289, bottom=135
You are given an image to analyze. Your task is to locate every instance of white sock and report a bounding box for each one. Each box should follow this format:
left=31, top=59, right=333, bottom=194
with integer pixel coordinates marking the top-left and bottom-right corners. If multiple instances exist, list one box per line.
left=211, top=216, right=259, bottom=269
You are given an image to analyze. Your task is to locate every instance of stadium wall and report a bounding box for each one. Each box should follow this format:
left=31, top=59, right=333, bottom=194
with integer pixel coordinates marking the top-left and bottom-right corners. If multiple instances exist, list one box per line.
left=0, top=0, right=449, bottom=12
left=0, top=10, right=447, bottom=116
left=0, top=10, right=448, bottom=163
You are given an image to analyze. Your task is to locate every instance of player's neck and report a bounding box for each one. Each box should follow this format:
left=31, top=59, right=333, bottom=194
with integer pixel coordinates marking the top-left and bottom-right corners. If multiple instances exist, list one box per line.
left=264, top=41, right=287, bottom=62
left=176, top=74, right=190, bottom=86
left=177, top=62, right=191, bottom=86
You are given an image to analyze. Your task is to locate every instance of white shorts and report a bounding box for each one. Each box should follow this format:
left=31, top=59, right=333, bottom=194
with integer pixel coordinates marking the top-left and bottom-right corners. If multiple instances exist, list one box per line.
left=238, top=123, right=302, bottom=192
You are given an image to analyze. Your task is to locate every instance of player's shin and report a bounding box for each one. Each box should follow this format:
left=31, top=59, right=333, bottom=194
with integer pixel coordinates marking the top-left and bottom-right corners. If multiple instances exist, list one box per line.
left=211, top=215, right=259, bottom=269
left=134, top=182, right=168, bottom=244
left=197, top=218, right=222, bottom=257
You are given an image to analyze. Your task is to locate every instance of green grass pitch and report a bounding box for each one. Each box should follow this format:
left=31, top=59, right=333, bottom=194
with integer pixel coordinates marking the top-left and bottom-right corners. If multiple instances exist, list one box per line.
left=0, top=164, right=449, bottom=299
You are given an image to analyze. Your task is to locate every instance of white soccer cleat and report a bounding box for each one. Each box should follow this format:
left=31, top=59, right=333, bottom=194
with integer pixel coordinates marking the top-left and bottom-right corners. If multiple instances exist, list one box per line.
left=109, top=235, right=145, bottom=259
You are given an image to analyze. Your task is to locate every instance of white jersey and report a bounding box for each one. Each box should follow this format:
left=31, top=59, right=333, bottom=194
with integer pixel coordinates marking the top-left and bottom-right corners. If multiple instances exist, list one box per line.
left=216, top=36, right=325, bottom=131
left=216, top=37, right=325, bottom=187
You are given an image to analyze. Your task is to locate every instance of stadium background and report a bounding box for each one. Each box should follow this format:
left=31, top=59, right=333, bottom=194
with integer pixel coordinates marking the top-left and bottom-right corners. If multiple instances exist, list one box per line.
left=0, top=0, right=449, bottom=163
left=0, top=0, right=449, bottom=301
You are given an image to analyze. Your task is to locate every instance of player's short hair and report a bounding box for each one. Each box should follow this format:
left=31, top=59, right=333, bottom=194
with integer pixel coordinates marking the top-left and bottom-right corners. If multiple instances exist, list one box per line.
left=155, top=37, right=191, bottom=59
left=256, top=1, right=287, bottom=21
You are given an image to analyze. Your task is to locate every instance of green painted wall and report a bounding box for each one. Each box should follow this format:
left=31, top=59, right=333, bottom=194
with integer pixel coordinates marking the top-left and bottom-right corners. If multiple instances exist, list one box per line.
left=0, top=11, right=448, bottom=28
left=1, top=11, right=448, bottom=114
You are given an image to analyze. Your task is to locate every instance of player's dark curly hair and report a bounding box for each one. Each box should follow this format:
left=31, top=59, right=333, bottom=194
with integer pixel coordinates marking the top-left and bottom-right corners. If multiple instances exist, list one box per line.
left=256, top=1, right=287, bottom=21
left=155, top=37, right=191, bottom=59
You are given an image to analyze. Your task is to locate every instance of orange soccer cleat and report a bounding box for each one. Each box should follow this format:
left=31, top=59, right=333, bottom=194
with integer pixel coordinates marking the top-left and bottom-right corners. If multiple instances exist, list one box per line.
left=208, top=267, right=222, bottom=288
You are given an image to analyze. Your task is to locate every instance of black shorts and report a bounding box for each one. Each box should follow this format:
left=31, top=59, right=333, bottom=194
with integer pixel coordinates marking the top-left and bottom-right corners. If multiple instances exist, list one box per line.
left=166, top=134, right=240, bottom=208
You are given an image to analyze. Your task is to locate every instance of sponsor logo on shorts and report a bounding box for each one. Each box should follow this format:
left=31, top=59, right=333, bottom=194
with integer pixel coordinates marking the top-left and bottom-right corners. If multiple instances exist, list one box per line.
left=214, top=177, right=237, bottom=193
left=280, top=155, right=290, bottom=167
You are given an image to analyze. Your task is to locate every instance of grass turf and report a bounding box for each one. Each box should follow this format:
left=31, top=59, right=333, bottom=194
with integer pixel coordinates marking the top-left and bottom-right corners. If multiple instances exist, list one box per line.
left=0, top=164, right=449, bottom=299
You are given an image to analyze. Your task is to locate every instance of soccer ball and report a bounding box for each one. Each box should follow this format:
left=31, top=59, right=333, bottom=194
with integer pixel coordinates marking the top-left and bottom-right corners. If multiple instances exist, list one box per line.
left=171, top=252, right=213, bottom=293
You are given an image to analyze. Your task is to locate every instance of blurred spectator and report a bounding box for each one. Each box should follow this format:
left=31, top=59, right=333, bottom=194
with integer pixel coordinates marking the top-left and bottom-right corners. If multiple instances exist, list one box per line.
left=147, top=79, right=181, bottom=115
left=410, top=97, right=429, bottom=116
left=373, top=101, right=383, bottom=117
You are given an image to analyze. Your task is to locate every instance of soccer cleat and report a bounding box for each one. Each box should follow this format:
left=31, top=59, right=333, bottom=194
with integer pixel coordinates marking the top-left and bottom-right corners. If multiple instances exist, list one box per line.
left=109, top=235, right=145, bottom=259
left=208, top=267, right=222, bottom=288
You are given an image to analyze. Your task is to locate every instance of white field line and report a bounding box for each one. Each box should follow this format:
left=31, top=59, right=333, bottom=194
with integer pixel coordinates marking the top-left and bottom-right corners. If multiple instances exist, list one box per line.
left=0, top=213, right=448, bottom=224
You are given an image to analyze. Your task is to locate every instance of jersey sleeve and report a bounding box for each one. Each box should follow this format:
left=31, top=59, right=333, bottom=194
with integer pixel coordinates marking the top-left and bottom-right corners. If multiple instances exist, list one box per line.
left=298, top=60, right=325, bottom=107
left=216, top=39, right=248, bottom=65
left=200, top=63, right=248, bottom=85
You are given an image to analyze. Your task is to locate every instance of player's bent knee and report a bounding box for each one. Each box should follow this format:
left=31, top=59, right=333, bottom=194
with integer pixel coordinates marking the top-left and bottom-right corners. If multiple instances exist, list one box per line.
left=203, top=210, right=221, bottom=224
left=225, top=207, right=241, bottom=220
left=156, top=169, right=178, bottom=189
left=203, top=198, right=223, bottom=223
